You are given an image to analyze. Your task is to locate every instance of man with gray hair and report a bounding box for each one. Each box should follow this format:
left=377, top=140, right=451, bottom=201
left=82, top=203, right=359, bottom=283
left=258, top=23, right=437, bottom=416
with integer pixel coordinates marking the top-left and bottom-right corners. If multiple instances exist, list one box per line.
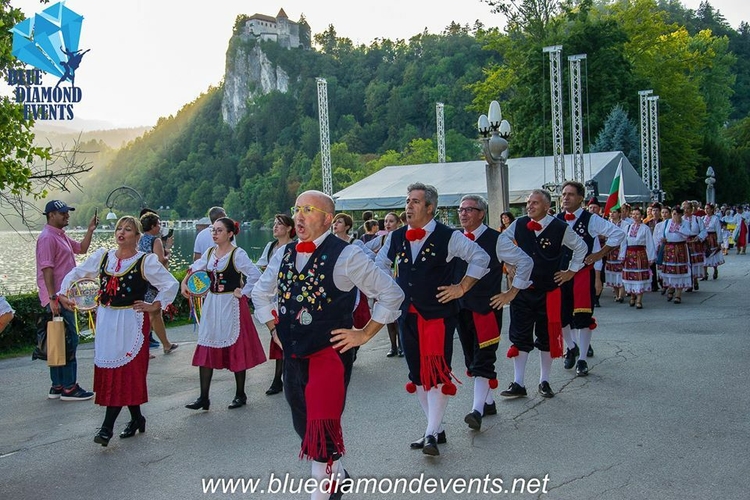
left=499, top=189, right=586, bottom=398
left=376, top=183, right=490, bottom=456
left=455, top=194, right=533, bottom=431
left=193, top=206, right=228, bottom=260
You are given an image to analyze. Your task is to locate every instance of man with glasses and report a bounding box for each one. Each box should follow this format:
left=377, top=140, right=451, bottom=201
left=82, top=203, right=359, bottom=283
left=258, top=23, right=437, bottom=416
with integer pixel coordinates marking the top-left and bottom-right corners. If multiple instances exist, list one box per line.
left=455, top=195, right=533, bottom=431
left=376, top=183, right=490, bottom=457
left=252, top=190, right=403, bottom=499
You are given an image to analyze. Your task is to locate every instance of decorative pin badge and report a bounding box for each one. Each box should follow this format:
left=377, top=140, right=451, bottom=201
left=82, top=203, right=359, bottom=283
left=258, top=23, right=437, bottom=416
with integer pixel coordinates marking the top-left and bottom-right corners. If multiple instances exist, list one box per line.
left=299, top=308, right=312, bottom=325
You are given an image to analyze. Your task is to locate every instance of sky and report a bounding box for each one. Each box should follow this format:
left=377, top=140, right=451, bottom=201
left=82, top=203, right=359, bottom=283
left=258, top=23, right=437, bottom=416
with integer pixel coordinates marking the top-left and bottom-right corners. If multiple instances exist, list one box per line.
left=2, top=0, right=747, bottom=130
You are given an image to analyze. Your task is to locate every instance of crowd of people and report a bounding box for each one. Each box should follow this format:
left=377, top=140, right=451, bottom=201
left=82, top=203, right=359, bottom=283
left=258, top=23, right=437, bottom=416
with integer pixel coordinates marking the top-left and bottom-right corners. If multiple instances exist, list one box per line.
left=31, top=187, right=747, bottom=499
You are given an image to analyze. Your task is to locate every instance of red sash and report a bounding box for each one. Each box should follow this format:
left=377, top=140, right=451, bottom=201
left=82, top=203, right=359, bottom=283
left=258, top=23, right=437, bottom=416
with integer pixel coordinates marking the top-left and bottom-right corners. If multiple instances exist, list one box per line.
left=408, top=304, right=455, bottom=391
left=546, top=288, right=563, bottom=358
left=472, top=310, right=500, bottom=348
left=573, top=265, right=593, bottom=315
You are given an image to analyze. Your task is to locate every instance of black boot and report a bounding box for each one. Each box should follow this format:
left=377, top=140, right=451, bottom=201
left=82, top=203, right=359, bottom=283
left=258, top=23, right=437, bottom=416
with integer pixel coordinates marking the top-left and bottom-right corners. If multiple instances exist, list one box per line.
left=266, top=359, right=283, bottom=395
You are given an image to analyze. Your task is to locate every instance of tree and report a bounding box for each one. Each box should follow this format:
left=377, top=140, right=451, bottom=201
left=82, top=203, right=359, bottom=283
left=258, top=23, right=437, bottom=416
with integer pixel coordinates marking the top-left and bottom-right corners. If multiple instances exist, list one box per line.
left=592, top=105, right=640, bottom=170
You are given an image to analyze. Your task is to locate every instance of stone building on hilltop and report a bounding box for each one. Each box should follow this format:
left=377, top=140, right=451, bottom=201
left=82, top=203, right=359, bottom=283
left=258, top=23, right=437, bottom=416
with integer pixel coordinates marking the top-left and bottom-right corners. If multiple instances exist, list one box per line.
left=240, top=8, right=311, bottom=50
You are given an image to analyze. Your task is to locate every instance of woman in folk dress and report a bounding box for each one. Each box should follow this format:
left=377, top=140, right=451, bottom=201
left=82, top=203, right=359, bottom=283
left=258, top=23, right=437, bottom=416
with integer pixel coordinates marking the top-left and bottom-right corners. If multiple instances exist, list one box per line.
left=655, top=207, right=692, bottom=304
left=59, top=216, right=179, bottom=447
left=182, top=217, right=266, bottom=411
left=702, top=203, right=724, bottom=280
left=604, top=208, right=626, bottom=303
left=619, top=207, right=656, bottom=309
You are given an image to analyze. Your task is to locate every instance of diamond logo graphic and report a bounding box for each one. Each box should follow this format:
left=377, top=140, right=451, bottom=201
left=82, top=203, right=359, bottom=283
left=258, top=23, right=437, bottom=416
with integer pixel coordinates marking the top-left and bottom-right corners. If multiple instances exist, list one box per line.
left=10, top=1, right=87, bottom=87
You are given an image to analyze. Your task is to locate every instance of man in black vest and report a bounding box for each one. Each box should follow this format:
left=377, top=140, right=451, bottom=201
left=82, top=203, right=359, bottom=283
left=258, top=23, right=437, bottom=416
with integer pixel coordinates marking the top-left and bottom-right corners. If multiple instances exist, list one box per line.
left=252, top=190, right=404, bottom=500
left=558, top=181, right=625, bottom=376
left=376, top=183, right=490, bottom=457
left=499, top=189, right=587, bottom=399
left=455, top=194, right=533, bottom=431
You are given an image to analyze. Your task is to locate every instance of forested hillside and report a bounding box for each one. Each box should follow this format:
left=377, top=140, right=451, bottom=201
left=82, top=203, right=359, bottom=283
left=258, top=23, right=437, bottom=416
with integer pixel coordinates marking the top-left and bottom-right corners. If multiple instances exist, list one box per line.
left=68, top=0, right=750, bottom=225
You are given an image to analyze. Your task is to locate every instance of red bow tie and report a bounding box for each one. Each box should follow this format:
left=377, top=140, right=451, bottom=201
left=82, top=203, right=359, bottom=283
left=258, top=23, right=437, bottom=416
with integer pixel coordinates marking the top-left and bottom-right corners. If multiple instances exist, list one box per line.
left=405, top=228, right=426, bottom=241
left=464, top=232, right=475, bottom=241
left=296, top=241, right=317, bottom=253
left=527, top=220, right=543, bottom=231
left=564, top=213, right=576, bottom=221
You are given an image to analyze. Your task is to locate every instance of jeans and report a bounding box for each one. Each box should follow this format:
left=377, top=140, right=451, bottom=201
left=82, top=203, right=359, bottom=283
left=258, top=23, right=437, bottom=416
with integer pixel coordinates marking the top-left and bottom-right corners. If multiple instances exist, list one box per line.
left=38, top=305, right=79, bottom=389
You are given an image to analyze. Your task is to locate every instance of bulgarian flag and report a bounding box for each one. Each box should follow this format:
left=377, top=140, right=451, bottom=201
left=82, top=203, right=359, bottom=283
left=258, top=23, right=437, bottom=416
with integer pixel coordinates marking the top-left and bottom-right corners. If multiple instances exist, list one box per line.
left=603, top=159, right=625, bottom=216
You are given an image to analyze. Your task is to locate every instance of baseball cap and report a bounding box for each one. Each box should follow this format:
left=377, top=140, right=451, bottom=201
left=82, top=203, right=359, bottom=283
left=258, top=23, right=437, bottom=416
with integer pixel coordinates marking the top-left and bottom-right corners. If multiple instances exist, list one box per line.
left=43, top=200, right=76, bottom=215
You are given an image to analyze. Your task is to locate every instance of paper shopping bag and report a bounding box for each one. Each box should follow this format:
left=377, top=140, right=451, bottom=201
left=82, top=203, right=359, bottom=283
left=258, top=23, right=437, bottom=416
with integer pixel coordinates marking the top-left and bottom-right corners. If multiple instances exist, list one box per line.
left=46, top=317, right=66, bottom=367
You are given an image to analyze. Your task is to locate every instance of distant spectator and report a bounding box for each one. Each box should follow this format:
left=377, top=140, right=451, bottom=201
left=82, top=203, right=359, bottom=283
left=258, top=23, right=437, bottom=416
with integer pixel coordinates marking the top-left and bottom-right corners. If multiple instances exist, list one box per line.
left=355, top=210, right=373, bottom=239
left=193, top=207, right=227, bottom=261
left=361, top=220, right=379, bottom=243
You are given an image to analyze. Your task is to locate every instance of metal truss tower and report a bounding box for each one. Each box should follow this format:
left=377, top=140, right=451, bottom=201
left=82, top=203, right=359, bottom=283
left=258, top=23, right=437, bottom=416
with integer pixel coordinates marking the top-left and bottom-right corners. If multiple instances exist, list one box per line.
left=316, top=77, right=333, bottom=196
left=543, top=45, right=565, bottom=189
left=568, top=54, right=586, bottom=182
left=638, top=90, right=653, bottom=189
left=648, top=95, right=661, bottom=192
left=436, top=102, right=446, bottom=163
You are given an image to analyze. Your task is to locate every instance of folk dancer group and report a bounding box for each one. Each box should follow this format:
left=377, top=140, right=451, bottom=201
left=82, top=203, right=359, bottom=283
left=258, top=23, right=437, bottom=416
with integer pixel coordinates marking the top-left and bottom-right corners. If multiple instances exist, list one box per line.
left=52, top=185, right=732, bottom=500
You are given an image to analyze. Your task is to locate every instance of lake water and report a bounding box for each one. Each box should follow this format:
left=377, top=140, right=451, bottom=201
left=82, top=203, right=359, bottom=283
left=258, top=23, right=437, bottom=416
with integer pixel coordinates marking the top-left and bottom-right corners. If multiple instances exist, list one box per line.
left=0, top=227, right=273, bottom=295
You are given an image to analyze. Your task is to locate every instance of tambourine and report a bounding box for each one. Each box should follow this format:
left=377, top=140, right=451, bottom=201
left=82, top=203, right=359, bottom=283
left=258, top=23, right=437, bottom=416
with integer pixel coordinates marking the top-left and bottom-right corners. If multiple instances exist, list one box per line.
left=186, top=271, right=211, bottom=297
left=66, top=278, right=100, bottom=311
left=65, top=278, right=98, bottom=337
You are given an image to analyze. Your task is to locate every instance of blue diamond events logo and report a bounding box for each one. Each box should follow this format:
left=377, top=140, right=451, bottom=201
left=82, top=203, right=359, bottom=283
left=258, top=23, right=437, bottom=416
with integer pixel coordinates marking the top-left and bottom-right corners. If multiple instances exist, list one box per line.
left=6, top=1, right=88, bottom=121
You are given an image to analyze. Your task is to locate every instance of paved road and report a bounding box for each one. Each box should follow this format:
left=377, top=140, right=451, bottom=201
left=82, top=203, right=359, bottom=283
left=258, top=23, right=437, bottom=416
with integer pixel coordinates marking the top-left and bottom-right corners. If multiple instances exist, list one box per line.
left=1, top=255, right=748, bottom=499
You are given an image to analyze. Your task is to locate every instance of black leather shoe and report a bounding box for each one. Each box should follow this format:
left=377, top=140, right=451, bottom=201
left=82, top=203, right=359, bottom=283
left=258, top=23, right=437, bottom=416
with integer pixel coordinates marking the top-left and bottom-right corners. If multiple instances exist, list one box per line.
left=410, top=430, right=446, bottom=449
left=185, top=397, right=210, bottom=410
left=587, top=344, right=594, bottom=357
left=464, top=410, right=482, bottom=430
left=228, top=396, right=247, bottom=409
left=94, top=427, right=113, bottom=447
left=538, top=381, right=555, bottom=398
left=422, top=434, right=440, bottom=456
left=576, top=360, right=589, bottom=377
left=483, top=402, right=497, bottom=416
left=397, top=348, right=404, bottom=357
left=563, top=344, right=579, bottom=369
left=120, top=416, right=146, bottom=438
left=265, top=384, right=282, bottom=396
left=386, top=348, right=397, bottom=357
left=500, top=382, right=527, bottom=398
left=329, top=469, right=352, bottom=500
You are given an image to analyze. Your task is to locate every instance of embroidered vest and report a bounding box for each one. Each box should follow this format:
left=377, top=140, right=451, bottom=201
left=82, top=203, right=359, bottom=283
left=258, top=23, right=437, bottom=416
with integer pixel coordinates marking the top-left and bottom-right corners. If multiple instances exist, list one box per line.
left=387, top=222, right=458, bottom=319
left=515, top=216, right=567, bottom=293
left=276, top=235, right=355, bottom=358
left=207, top=247, right=243, bottom=294
left=456, top=228, right=502, bottom=314
left=98, top=252, right=149, bottom=307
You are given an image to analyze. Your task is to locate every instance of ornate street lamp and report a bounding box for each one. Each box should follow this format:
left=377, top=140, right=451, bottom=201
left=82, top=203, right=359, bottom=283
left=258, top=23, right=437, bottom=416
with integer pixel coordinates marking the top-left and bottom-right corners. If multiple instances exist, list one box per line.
left=478, top=100, right=511, bottom=228
left=105, top=186, right=147, bottom=221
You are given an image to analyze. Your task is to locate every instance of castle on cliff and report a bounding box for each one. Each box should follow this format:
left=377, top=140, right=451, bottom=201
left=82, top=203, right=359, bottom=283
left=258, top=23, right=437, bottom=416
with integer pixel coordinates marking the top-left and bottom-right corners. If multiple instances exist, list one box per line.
left=241, top=8, right=311, bottom=49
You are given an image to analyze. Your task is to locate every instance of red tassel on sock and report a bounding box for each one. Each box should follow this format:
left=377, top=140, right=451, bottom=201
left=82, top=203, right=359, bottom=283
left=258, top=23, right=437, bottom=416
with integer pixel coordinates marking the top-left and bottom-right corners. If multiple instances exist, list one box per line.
left=405, top=382, right=417, bottom=393
left=441, top=381, right=457, bottom=396
left=507, top=345, right=519, bottom=358
left=489, top=379, right=499, bottom=389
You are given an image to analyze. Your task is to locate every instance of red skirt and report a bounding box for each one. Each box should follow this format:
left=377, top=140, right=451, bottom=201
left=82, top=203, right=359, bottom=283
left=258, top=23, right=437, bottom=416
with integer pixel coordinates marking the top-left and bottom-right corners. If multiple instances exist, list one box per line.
left=268, top=337, right=283, bottom=360
left=352, top=290, right=371, bottom=329
left=94, top=317, right=149, bottom=407
left=192, top=297, right=267, bottom=372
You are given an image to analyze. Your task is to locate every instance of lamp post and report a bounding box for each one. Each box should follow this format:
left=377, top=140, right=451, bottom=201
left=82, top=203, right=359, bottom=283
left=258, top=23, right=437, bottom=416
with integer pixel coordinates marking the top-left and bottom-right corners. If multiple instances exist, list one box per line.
left=478, top=100, right=511, bottom=228
left=105, top=186, right=147, bottom=221
left=705, top=166, right=716, bottom=204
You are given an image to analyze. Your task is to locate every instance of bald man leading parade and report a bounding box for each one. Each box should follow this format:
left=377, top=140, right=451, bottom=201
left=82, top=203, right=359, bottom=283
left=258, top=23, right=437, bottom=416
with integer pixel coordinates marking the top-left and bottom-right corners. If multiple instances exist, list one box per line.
left=252, top=190, right=404, bottom=500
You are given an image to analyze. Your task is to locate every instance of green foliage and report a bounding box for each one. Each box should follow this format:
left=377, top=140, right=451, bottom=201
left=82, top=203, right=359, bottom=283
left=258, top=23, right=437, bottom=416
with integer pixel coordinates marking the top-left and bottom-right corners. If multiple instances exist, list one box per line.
left=592, top=105, right=640, bottom=169
left=1, top=1, right=51, bottom=200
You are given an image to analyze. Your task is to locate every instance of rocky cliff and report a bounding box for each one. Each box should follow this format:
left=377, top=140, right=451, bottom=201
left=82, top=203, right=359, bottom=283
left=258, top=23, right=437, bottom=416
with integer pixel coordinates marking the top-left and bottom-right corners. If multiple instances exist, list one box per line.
left=221, top=41, right=290, bottom=128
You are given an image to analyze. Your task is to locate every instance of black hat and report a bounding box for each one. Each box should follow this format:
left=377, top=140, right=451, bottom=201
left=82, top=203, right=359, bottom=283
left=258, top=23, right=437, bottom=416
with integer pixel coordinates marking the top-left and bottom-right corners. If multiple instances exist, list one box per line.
left=587, top=197, right=601, bottom=207
left=43, top=200, right=75, bottom=215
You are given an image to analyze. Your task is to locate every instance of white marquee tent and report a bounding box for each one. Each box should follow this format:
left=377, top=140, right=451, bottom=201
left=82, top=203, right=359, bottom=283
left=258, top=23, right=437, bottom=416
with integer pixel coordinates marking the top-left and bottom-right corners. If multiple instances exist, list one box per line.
left=333, top=151, right=651, bottom=211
